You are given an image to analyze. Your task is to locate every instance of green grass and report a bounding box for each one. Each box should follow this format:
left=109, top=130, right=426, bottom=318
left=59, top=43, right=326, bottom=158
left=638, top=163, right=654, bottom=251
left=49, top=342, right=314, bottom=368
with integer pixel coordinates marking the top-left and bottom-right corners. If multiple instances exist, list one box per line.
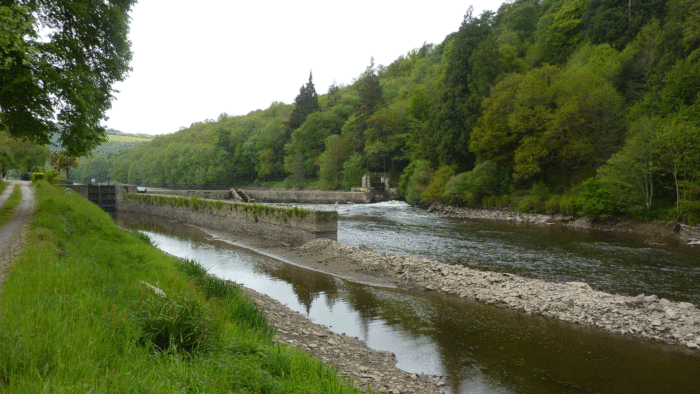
left=0, top=181, right=368, bottom=393
left=0, top=181, right=7, bottom=194
left=107, top=134, right=153, bottom=143
left=0, top=185, right=22, bottom=228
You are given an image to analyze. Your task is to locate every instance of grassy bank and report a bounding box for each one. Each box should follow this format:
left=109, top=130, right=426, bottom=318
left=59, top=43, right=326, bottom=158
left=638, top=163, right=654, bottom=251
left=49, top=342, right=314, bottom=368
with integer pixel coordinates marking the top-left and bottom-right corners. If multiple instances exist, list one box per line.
left=0, top=181, right=367, bottom=393
left=0, top=180, right=7, bottom=194
left=0, top=185, right=22, bottom=228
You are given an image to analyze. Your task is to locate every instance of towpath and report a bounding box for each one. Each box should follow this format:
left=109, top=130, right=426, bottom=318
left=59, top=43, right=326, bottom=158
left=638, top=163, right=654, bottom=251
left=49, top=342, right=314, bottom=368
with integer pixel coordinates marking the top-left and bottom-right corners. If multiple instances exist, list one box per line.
left=0, top=180, right=35, bottom=292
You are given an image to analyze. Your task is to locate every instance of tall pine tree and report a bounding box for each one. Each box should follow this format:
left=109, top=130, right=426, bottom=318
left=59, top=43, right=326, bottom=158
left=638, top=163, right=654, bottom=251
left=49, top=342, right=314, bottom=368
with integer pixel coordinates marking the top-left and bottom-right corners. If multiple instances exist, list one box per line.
left=286, top=72, right=320, bottom=132
left=275, top=72, right=320, bottom=164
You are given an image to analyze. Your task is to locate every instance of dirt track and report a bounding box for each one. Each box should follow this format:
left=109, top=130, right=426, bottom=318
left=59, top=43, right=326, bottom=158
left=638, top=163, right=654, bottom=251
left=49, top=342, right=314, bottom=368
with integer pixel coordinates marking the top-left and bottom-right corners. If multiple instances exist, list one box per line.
left=0, top=180, right=35, bottom=292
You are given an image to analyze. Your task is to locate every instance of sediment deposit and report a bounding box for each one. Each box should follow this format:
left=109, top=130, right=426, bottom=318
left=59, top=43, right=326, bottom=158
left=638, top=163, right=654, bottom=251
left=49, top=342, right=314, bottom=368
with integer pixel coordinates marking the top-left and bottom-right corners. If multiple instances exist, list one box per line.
left=298, top=238, right=700, bottom=351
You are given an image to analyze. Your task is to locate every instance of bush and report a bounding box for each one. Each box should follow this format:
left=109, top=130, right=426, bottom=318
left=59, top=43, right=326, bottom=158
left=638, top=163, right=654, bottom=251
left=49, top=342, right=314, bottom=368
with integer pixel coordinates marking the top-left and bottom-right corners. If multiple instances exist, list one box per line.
left=31, top=172, right=45, bottom=182
left=515, top=181, right=551, bottom=213
left=559, top=195, right=576, bottom=215
left=341, top=152, right=365, bottom=190
left=575, top=177, right=617, bottom=216
left=421, top=164, right=456, bottom=202
left=671, top=200, right=700, bottom=225
left=403, top=160, right=433, bottom=204
left=443, top=172, right=470, bottom=205
left=545, top=194, right=561, bottom=213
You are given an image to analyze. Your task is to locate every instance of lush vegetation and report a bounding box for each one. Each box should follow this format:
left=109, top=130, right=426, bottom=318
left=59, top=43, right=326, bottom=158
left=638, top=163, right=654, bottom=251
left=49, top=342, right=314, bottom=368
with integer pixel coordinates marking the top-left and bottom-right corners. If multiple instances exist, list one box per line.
left=70, top=130, right=155, bottom=182
left=0, top=1, right=136, bottom=156
left=76, top=0, right=700, bottom=224
left=0, top=185, right=21, bottom=227
left=0, top=181, right=368, bottom=393
left=0, top=131, right=51, bottom=178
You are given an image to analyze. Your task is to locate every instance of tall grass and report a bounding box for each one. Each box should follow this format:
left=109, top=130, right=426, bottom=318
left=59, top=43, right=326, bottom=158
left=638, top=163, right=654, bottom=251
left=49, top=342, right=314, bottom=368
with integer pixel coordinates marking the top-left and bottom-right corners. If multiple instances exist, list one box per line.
left=0, top=181, right=368, bottom=393
left=0, top=185, right=22, bottom=227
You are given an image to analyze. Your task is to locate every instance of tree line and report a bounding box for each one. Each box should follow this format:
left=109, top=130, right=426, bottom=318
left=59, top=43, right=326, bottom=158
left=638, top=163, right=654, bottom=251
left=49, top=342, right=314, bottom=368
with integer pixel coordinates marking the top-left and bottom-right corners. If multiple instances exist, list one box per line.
left=75, top=0, right=700, bottom=224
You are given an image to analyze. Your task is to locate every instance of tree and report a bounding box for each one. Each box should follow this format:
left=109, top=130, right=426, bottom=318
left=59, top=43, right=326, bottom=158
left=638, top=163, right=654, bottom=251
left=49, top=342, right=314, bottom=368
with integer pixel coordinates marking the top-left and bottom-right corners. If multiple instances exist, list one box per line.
left=656, top=117, right=700, bottom=218
left=598, top=116, right=660, bottom=214
left=0, top=0, right=137, bottom=156
left=0, top=131, right=51, bottom=176
left=280, top=72, right=320, bottom=154
left=427, top=7, right=494, bottom=170
left=341, top=153, right=365, bottom=190
left=51, top=151, right=78, bottom=180
left=318, top=135, right=352, bottom=189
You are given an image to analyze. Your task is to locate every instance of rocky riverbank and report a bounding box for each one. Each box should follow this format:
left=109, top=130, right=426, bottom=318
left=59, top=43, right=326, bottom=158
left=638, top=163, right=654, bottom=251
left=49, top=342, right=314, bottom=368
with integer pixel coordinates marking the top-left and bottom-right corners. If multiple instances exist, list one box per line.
left=427, top=202, right=695, bottom=246
left=294, top=238, right=700, bottom=351
left=245, top=287, right=446, bottom=394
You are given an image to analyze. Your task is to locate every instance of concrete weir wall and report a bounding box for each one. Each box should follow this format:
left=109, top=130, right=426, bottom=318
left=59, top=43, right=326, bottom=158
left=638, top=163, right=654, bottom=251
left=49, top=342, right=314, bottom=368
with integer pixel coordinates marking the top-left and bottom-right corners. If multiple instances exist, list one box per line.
left=240, top=188, right=375, bottom=204
left=120, top=193, right=338, bottom=244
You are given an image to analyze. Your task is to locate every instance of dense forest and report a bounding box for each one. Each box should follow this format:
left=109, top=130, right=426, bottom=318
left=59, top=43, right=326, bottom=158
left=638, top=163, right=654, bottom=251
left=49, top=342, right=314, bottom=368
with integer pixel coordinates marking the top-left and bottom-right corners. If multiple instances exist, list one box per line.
left=79, top=0, right=700, bottom=224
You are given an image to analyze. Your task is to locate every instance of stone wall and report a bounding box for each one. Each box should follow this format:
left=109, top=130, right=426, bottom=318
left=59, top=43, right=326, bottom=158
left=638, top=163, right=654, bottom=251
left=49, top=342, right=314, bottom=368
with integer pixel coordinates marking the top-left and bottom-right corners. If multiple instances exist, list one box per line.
left=141, top=189, right=233, bottom=200
left=241, top=188, right=374, bottom=204
left=120, top=193, right=338, bottom=244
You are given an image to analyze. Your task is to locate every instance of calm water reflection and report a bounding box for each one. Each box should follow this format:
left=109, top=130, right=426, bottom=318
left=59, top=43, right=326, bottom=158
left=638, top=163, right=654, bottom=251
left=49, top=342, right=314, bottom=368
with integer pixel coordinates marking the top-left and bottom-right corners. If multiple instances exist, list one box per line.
left=117, top=212, right=700, bottom=394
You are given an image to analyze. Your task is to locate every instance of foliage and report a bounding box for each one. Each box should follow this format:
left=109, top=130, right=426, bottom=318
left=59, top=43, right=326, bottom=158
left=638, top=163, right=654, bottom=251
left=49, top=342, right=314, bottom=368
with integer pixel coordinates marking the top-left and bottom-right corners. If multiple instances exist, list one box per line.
left=50, top=151, right=78, bottom=180
left=516, top=181, right=552, bottom=213
left=575, top=177, right=617, bottom=216
left=442, top=160, right=511, bottom=206
left=75, top=0, right=700, bottom=223
left=341, top=153, right=365, bottom=190
left=0, top=0, right=136, bottom=156
left=0, top=131, right=51, bottom=176
left=319, top=135, right=353, bottom=189
left=421, top=164, right=457, bottom=202
left=403, top=160, right=433, bottom=204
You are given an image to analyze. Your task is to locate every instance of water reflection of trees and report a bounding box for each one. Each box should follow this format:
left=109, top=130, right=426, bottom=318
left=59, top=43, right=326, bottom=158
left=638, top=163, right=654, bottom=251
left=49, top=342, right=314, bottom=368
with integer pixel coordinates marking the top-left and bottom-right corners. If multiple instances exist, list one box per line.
left=336, top=287, right=700, bottom=394
left=115, top=212, right=210, bottom=242
left=255, top=262, right=340, bottom=315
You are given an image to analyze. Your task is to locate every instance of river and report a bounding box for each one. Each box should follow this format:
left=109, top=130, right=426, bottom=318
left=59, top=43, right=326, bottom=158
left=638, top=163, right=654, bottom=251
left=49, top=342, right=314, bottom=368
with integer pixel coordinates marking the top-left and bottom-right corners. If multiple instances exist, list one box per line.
left=116, top=202, right=700, bottom=394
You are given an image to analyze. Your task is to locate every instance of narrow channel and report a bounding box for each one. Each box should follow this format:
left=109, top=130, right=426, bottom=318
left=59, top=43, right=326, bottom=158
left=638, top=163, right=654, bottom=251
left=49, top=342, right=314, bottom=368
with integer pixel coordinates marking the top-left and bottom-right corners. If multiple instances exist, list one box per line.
left=116, top=209, right=700, bottom=394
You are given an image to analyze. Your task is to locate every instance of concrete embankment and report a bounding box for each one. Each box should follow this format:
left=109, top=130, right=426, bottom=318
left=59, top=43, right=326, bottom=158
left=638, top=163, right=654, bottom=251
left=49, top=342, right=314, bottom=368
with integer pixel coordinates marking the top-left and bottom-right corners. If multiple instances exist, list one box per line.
left=120, top=193, right=338, bottom=244
left=240, top=187, right=393, bottom=204
left=298, top=238, right=700, bottom=351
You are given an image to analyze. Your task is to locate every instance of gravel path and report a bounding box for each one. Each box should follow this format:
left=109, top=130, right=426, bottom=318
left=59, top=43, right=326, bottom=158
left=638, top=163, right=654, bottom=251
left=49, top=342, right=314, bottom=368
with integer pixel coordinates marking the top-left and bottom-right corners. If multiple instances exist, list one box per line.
left=0, top=180, right=35, bottom=293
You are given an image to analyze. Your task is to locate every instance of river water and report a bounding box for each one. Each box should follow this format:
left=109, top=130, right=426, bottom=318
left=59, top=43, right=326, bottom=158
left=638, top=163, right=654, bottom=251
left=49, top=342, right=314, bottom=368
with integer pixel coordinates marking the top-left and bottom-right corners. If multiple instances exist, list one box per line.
left=116, top=202, right=700, bottom=394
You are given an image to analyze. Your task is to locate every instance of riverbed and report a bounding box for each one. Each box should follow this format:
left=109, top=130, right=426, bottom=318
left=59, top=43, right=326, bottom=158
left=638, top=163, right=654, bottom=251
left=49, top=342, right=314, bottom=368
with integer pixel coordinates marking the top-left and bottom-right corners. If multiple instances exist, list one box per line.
left=116, top=206, right=700, bottom=394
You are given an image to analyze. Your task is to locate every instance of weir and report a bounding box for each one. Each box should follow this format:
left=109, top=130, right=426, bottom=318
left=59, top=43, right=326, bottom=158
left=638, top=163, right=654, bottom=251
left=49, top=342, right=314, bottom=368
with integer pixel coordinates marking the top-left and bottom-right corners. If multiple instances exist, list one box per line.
left=119, top=193, right=338, bottom=244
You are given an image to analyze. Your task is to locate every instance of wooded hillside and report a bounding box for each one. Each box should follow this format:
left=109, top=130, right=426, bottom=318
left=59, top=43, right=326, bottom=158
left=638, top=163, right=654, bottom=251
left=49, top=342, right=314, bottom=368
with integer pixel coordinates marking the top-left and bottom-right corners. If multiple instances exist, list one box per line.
left=86, top=0, right=700, bottom=224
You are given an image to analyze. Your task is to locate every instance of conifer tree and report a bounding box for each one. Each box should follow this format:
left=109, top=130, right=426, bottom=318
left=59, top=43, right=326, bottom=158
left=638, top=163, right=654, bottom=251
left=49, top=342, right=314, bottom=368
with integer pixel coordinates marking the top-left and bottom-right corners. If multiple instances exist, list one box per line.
left=276, top=72, right=320, bottom=162
left=286, top=72, right=320, bottom=133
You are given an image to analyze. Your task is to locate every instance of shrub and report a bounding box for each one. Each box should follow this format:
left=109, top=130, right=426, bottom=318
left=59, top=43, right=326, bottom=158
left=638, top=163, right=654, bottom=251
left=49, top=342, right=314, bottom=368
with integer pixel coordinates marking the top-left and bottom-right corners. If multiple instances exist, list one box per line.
left=545, top=194, right=561, bottom=213
left=559, top=195, right=576, bottom=215
left=403, top=160, right=433, bottom=204
left=671, top=200, right=700, bottom=225
left=422, top=165, right=457, bottom=202
left=575, top=177, right=617, bottom=216
left=516, top=199, right=532, bottom=214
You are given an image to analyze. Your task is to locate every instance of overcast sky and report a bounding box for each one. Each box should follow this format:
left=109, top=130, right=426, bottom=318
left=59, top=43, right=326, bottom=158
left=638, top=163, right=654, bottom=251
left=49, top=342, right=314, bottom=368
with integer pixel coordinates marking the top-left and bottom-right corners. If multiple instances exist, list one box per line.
left=104, top=0, right=503, bottom=136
